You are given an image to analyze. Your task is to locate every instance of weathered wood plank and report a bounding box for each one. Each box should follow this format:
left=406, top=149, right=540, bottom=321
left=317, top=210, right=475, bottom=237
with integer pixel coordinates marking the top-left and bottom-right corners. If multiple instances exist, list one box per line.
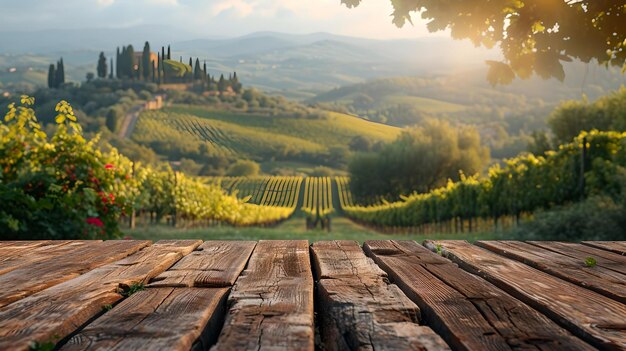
left=365, top=240, right=594, bottom=351
left=0, top=240, right=151, bottom=308
left=211, top=240, right=314, bottom=351
left=0, top=240, right=201, bottom=351
left=478, top=240, right=626, bottom=304
left=582, top=241, right=626, bottom=256
left=311, top=240, right=449, bottom=351
left=0, top=241, right=94, bottom=276
left=528, top=241, right=626, bottom=275
left=149, top=241, right=256, bottom=288
left=0, top=240, right=51, bottom=251
left=427, top=240, right=626, bottom=350
left=61, top=287, right=229, bottom=351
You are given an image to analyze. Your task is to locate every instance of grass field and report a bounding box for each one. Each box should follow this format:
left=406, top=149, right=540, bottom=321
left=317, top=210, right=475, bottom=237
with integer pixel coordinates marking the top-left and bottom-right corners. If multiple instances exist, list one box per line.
left=124, top=215, right=504, bottom=243
left=382, top=95, right=466, bottom=113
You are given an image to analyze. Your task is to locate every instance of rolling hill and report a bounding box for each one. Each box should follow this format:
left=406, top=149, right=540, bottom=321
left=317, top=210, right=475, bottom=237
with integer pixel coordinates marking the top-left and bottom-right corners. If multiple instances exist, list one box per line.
left=131, top=105, right=401, bottom=175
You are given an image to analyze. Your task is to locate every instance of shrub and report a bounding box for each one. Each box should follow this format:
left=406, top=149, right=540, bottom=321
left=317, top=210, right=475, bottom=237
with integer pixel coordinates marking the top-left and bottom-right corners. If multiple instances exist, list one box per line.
left=226, top=160, right=261, bottom=177
left=509, top=196, right=626, bottom=241
left=0, top=97, right=135, bottom=239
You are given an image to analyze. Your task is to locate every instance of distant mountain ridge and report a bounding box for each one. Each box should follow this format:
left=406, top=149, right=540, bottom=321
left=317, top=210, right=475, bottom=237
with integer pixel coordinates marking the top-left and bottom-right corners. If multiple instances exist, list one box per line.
left=1, top=27, right=502, bottom=98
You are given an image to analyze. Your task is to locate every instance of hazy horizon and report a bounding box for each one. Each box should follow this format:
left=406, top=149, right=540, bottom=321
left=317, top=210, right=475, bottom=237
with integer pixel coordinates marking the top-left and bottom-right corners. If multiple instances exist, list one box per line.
left=0, top=0, right=444, bottom=40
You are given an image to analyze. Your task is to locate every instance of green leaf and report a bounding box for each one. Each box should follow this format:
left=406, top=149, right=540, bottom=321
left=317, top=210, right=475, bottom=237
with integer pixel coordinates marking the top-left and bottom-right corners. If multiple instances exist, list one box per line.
left=584, top=257, right=597, bottom=267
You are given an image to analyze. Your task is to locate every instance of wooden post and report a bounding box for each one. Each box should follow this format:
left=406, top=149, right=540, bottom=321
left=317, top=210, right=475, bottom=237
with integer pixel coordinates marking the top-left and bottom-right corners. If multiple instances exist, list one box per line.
left=129, top=163, right=136, bottom=230
left=580, top=136, right=587, bottom=200
left=172, top=171, right=178, bottom=228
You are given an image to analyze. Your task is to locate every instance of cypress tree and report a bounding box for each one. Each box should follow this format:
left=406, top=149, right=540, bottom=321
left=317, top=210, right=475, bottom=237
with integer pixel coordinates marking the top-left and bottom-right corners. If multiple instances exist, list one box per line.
left=232, top=71, right=242, bottom=94
left=47, top=64, right=56, bottom=88
left=203, top=61, right=207, bottom=81
left=116, top=47, right=121, bottom=79
left=161, top=46, right=165, bottom=62
left=217, top=74, right=226, bottom=94
left=152, top=60, right=156, bottom=83
left=157, top=52, right=162, bottom=84
left=194, top=58, right=202, bottom=81
left=110, top=58, right=114, bottom=79
left=142, top=41, right=151, bottom=80
left=167, top=45, right=171, bottom=60
left=120, top=46, right=126, bottom=78
left=56, top=58, right=65, bottom=87
left=97, top=52, right=107, bottom=78
left=125, top=45, right=135, bottom=79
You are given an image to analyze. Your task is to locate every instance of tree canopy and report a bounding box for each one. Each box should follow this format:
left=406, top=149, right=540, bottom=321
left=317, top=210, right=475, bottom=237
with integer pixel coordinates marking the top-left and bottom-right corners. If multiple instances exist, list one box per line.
left=349, top=119, right=489, bottom=200
left=343, top=0, right=626, bottom=85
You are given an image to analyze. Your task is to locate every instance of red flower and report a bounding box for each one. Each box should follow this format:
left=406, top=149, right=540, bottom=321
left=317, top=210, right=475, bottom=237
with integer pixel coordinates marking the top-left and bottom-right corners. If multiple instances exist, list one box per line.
left=108, top=193, right=115, bottom=202
left=86, top=217, right=104, bottom=227
left=105, top=164, right=114, bottom=170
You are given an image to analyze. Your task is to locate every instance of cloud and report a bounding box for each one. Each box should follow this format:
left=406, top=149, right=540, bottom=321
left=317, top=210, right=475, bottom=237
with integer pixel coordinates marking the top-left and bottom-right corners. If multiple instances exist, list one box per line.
left=146, top=0, right=179, bottom=6
left=211, top=0, right=255, bottom=17
left=96, top=0, right=115, bottom=7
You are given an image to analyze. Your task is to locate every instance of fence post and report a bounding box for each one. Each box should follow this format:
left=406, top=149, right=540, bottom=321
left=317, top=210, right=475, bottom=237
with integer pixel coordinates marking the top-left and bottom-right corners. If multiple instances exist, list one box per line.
left=129, top=162, right=136, bottom=230
left=579, top=136, right=587, bottom=200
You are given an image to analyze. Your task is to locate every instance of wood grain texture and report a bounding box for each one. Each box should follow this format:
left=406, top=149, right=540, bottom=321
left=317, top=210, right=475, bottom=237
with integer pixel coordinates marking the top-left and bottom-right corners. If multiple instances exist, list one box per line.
left=211, top=240, right=314, bottom=351
left=428, top=240, right=626, bottom=350
left=311, top=240, right=449, bottom=351
left=478, top=240, right=626, bottom=303
left=366, top=240, right=595, bottom=351
left=0, top=241, right=93, bottom=276
left=0, top=240, right=151, bottom=308
left=149, top=241, right=256, bottom=287
left=582, top=241, right=626, bottom=256
left=61, top=287, right=229, bottom=351
left=528, top=241, right=626, bottom=275
left=0, top=240, right=201, bottom=351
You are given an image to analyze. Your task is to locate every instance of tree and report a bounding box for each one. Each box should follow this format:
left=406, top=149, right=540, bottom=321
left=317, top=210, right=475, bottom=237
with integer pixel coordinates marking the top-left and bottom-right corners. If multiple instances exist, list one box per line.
left=348, top=135, right=372, bottom=152
left=109, top=58, right=114, bottom=79
left=343, top=1, right=626, bottom=84
left=528, top=130, right=553, bottom=156
left=116, top=47, right=121, bottom=79
left=349, top=119, right=489, bottom=200
left=217, top=74, right=227, bottom=94
left=157, top=52, right=162, bottom=84
left=86, top=72, right=95, bottom=82
left=47, top=64, right=56, bottom=89
left=106, top=107, right=123, bottom=133
left=55, top=58, right=65, bottom=87
left=226, top=160, right=261, bottom=177
left=167, top=45, right=171, bottom=60
left=142, top=42, right=152, bottom=80
left=194, top=58, right=202, bottom=81
left=126, top=45, right=135, bottom=79
left=97, top=52, right=107, bottom=78
left=231, top=71, right=242, bottom=94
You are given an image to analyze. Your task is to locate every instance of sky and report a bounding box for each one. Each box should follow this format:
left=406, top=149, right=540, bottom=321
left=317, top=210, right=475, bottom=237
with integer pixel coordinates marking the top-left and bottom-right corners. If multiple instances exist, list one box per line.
left=0, top=0, right=437, bottom=39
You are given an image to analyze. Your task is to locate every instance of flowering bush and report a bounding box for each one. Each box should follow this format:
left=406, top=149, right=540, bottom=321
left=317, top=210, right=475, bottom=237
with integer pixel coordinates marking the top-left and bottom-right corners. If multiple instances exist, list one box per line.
left=0, top=97, right=135, bottom=239
left=0, top=97, right=297, bottom=239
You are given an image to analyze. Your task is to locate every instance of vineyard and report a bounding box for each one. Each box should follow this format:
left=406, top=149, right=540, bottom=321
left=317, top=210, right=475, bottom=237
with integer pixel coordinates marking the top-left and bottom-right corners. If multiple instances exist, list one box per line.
left=339, top=131, right=626, bottom=235
left=301, top=177, right=335, bottom=217
left=208, top=176, right=303, bottom=208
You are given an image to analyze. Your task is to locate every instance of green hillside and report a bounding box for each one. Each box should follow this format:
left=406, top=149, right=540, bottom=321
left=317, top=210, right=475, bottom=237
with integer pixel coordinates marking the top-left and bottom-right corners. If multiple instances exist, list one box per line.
left=132, top=105, right=401, bottom=174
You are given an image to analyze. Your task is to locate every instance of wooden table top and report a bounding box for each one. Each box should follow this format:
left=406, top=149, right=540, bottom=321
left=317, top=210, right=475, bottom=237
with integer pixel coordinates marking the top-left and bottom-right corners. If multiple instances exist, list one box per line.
left=0, top=239, right=624, bottom=350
